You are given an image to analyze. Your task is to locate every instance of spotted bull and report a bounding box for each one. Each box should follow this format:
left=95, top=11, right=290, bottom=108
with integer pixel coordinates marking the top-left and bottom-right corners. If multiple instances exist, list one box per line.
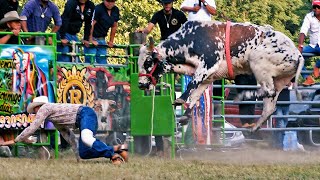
left=138, top=21, right=304, bottom=132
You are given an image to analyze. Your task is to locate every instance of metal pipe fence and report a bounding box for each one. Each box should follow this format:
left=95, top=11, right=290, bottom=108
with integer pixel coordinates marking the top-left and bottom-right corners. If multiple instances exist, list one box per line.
left=212, top=127, right=320, bottom=131
left=212, top=82, right=320, bottom=131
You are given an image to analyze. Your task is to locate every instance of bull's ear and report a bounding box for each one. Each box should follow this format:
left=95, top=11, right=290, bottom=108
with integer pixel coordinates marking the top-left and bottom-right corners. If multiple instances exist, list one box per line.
left=147, top=36, right=155, bottom=51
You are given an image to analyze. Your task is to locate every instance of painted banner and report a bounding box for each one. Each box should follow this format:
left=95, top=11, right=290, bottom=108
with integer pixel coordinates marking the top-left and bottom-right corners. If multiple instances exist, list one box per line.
left=0, top=45, right=55, bottom=128
left=184, top=76, right=213, bottom=145
left=57, top=64, right=130, bottom=132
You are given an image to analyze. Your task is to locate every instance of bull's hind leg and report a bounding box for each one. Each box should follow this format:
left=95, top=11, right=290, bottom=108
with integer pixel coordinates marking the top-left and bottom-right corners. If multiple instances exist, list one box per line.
left=249, top=67, right=277, bottom=131
left=251, top=95, right=278, bottom=132
left=251, top=76, right=291, bottom=132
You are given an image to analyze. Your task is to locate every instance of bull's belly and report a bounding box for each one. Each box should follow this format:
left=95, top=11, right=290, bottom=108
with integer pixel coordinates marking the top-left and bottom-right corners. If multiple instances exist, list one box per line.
left=206, top=59, right=252, bottom=81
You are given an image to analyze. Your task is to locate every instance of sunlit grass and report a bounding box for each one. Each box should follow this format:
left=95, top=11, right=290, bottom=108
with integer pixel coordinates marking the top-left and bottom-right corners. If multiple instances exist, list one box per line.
left=1, top=149, right=320, bottom=180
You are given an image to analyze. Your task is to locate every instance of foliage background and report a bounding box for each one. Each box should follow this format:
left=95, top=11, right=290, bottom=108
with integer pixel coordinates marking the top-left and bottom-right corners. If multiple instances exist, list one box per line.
left=18, top=0, right=313, bottom=44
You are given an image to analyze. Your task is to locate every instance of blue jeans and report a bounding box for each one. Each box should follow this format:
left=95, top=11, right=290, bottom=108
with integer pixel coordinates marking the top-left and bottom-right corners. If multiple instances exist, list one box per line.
left=83, top=38, right=107, bottom=64
left=77, top=106, right=114, bottom=159
left=57, top=33, right=80, bottom=62
left=272, top=105, right=289, bottom=149
left=302, top=45, right=320, bottom=78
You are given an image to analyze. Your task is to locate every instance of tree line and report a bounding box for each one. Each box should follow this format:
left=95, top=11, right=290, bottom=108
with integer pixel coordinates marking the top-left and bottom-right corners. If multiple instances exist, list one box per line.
left=18, top=0, right=312, bottom=45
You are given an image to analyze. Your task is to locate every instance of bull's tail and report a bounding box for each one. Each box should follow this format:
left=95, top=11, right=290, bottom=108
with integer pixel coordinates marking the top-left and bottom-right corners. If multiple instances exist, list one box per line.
left=294, top=55, right=304, bottom=101
left=234, top=90, right=259, bottom=101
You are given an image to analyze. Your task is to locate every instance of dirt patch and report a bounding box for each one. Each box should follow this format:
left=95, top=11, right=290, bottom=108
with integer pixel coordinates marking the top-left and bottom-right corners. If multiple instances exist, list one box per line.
left=175, top=140, right=320, bottom=165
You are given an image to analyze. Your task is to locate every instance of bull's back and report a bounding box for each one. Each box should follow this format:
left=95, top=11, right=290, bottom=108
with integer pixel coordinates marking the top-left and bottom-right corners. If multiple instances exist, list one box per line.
left=249, top=29, right=301, bottom=76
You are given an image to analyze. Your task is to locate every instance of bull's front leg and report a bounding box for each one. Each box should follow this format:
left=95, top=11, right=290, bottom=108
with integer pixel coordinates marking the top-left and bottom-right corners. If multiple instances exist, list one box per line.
left=173, top=67, right=208, bottom=106
left=174, top=79, right=201, bottom=125
left=174, top=79, right=201, bottom=106
left=172, top=64, right=195, bottom=76
left=178, top=82, right=212, bottom=125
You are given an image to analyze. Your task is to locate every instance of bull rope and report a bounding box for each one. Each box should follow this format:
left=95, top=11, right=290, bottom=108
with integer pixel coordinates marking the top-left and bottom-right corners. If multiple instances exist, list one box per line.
left=225, top=21, right=234, bottom=79
left=145, top=86, right=156, bottom=156
left=39, top=131, right=50, bottom=160
left=148, top=83, right=183, bottom=159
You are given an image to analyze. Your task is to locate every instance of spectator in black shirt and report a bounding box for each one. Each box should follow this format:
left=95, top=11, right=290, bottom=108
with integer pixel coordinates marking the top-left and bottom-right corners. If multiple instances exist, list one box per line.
left=0, top=0, right=18, bottom=21
left=57, top=0, right=95, bottom=62
left=137, top=0, right=187, bottom=157
left=0, top=11, right=26, bottom=44
left=84, top=0, right=120, bottom=64
left=137, top=0, right=187, bottom=40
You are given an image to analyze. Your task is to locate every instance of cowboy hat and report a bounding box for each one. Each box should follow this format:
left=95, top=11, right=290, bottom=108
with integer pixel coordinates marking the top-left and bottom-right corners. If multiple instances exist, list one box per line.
left=27, top=96, right=49, bottom=114
left=0, top=11, right=27, bottom=25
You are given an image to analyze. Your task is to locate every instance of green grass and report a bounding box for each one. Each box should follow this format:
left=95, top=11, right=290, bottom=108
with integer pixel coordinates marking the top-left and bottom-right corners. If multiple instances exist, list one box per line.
left=1, top=150, right=320, bottom=180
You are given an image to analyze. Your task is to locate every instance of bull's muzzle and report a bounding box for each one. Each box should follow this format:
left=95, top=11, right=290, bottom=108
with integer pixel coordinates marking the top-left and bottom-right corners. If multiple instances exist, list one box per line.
left=138, top=82, right=149, bottom=90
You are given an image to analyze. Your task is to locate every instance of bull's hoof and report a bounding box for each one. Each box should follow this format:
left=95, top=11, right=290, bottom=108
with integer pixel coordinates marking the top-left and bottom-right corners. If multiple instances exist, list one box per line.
left=173, top=98, right=185, bottom=106
left=250, top=125, right=261, bottom=133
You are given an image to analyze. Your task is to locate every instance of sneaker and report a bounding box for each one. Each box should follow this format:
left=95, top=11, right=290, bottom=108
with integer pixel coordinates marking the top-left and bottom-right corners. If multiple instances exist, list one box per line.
left=314, top=66, right=320, bottom=78
left=302, top=76, right=315, bottom=86
left=297, top=142, right=306, bottom=152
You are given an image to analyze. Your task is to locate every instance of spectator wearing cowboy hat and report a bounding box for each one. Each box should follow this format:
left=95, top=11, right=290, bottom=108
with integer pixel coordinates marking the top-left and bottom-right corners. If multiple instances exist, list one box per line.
left=2, top=96, right=128, bottom=165
left=0, top=11, right=26, bottom=44
left=299, top=0, right=320, bottom=86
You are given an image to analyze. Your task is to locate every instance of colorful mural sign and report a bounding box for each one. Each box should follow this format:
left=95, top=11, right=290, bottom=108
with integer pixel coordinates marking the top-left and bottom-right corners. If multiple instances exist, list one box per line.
left=0, top=45, right=55, bottom=128
left=57, top=64, right=130, bottom=132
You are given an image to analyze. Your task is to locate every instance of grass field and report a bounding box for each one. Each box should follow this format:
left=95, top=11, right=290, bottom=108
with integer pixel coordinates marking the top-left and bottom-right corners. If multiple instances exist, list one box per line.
left=1, top=144, right=320, bottom=180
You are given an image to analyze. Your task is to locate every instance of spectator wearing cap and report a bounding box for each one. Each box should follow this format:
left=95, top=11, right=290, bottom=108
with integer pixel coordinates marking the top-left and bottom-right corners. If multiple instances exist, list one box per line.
left=137, top=0, right=187, bottom=41
left=137, top=0, right=187, bottom=157
left=20, top=0, right=62, bottom=45
left=57, top=0, right=95, bottom=62
left=180, top=0, right=216, bottom=21
left=298, top=0, right=320, bottom=86
left=0, top=0, right=18, bottom=21
left=0, top=11, right=26, bottom=44
left=84, top=0, right=119, bottom=64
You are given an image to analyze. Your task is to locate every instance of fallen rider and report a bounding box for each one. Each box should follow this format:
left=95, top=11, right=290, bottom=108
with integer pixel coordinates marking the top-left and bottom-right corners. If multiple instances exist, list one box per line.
left=1, top=96, right=128, bottom=165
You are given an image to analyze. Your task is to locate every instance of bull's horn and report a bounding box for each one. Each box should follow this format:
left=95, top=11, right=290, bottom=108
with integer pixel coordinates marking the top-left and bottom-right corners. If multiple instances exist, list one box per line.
left=148, top=36, right=155, bottom=51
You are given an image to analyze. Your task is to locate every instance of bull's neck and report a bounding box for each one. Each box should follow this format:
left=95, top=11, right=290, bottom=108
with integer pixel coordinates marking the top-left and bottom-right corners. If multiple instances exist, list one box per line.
left=158, top=43, right=186, bottom=65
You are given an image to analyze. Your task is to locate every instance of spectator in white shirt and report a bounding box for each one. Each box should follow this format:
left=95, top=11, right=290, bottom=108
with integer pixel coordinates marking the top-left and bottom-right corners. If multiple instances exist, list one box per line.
left=180, top=0, right=216, bottom=21
left=298, top=0, right=320, bottom=86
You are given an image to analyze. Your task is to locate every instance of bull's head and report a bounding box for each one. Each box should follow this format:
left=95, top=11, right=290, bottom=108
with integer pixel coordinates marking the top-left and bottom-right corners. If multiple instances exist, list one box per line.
left=138, top=37, right=165, bottom=90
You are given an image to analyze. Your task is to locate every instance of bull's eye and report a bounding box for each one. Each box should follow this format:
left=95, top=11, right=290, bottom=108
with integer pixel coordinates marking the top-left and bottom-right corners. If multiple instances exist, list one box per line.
left=144, top=61, right=153, bottom=72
